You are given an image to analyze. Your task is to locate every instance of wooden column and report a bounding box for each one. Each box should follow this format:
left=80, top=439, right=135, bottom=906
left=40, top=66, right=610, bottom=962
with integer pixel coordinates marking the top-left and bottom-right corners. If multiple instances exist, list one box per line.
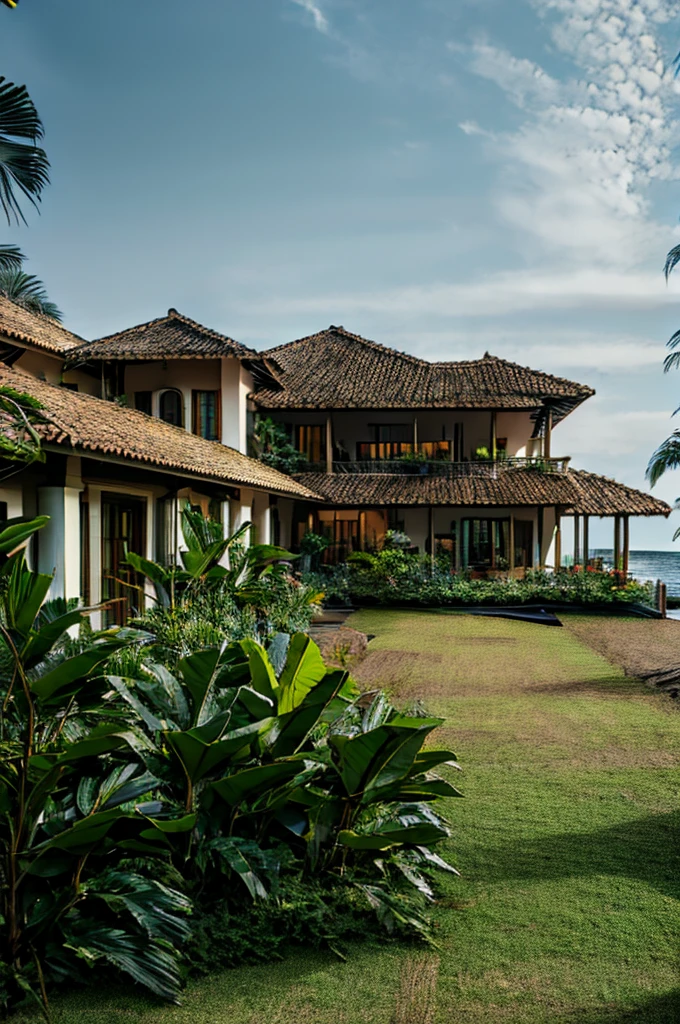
left=613, top=515, right=621, bottom=570
left=509, top=514, right=516, bottom=575
left=413, top=416, right=419, bottom=453
left=536, top=506, right=544, bottom=568
left=583, top=515, right=590, bottom=568
left=359, top=511, right=366, bottom=551
left=574, top=514, right=581, bottom=566
left=544, top=408, right=553, bottom=460
left=623, top=517, right=630, bottom=575
left=554, top=508, right=561, bottom=570
left=429, top=506, right=435, bottom=571
left=490, top=411, right=497, bottom=459
left=325, top=414, right=333, bottom=474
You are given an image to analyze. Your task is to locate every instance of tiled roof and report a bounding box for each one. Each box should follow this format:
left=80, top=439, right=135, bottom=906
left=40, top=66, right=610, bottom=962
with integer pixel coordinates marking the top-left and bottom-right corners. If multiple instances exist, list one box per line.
left=72, top=308, right=257, bottom=362
left=254, top=326, right=595, bottom=419
left=0, top=296, right=84, bottom=355
left=295, top=469, right=670, bottom=517
left=0, top=366, right=319, bottom=500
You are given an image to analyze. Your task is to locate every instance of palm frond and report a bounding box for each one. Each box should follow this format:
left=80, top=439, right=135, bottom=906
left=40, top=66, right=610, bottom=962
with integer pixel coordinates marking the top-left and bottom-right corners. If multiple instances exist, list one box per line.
left=0, top=78, right=49, bottom=224
left=664, top=244, right=680, bottom=281
left=647, top=431, right=680, bottom=486
left=0, top=268, right=62, bottom=320
left=0, top=243, right=23, bottom=272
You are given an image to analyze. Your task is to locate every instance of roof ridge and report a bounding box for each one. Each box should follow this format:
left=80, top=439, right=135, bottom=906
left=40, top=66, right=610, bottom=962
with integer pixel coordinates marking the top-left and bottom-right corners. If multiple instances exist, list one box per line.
left=263, top=325, right=428, bottom=367
left=165, top=308, right=257, bottom=355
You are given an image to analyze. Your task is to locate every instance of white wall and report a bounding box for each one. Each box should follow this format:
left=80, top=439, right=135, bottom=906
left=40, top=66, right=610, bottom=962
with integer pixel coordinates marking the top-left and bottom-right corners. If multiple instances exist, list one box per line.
left=221, top=358, right=252, bottom=453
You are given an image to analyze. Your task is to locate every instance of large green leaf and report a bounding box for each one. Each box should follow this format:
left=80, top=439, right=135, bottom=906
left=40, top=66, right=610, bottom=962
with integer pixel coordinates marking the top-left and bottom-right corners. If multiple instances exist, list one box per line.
left=65, top=924, right=183, bottom=1003
left=266, top=670, right=348, bottom=758
left=411, top=750, right=461, bottom=774
left=178, top=647, right=222, bottom=724
left=337, top=819, right=449, bottom=850
left=30, top=640, right=127, bottom=701
left=331, top=718, right=442, bottom=799
left=0, top=514, right=48, bottom=554
left=22, top=606, right=95, bottom=665
left=124, top=552, right=172, bottom=607
left=211, top=760, right=302, bottom=806
left=5, top=556, right=52, bottom=636
left=239, top=638, right=278, bottom=700
left=277, top=633, right=327, bottom=714
left=164, top=719, right=269, bottom=784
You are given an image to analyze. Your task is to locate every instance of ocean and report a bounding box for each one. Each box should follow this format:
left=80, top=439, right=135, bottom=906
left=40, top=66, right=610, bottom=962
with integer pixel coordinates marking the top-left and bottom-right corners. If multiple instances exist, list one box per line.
left=591, top=549, right=680, bottom=596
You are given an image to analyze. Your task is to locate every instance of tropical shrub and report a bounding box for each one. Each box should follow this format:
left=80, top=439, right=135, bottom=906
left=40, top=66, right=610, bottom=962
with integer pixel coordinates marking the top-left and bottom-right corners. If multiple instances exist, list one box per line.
left=304, top=552, right=655, bottom=609
left=0, top=518, right=194, bottom=1016
left=109, top=635, right=462, bottom=949
left=250, top=415, right=307, bottom=475
left=1, top=516, right=463, bottom=1016
left=126, top=507, right=322, bottom=662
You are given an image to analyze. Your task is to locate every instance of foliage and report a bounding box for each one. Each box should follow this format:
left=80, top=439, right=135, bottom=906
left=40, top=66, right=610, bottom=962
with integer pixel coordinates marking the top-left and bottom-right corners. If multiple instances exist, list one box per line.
left=125, top=506, right=321, bottom=659
left=0, top=385, right=45, bottom=474
left=0, top=516, right=460, bottom=1015
left=304, top=551, right=655, bottom=609
left=0, top=77, right=49, bottom=225
left=383, top=529, right=412, bottom=550
left=649, top=243, right=680, bottom=493
left=0, top=518, right=194, bottom=1016
left=250, top=415, right=307, bottom=474
left=0, top=268, right=62, bottom=320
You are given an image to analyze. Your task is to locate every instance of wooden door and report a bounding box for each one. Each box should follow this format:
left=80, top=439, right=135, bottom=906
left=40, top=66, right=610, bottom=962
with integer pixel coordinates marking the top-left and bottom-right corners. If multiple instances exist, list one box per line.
left=101, top=493, right=147, bottom=625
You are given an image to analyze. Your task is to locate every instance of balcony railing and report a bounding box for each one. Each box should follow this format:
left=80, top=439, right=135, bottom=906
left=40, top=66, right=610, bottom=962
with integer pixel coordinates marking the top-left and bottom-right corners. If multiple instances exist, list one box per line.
left=299, top=456, right=571, bottom=477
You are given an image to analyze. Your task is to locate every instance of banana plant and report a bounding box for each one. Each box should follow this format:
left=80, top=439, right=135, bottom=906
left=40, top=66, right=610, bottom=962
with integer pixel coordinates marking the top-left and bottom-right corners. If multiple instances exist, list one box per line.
left=0, top=518, right=193, bottom=1017
left=125, top=505, right=297, bottom=612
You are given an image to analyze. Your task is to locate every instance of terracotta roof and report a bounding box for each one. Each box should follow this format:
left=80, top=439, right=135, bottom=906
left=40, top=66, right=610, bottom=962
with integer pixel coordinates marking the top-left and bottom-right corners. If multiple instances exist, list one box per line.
left=72, top=308, right=257, bottom=362
left=294, top=468, right=670, bottom=517
left=254, top=326, right=595, bottom=420
left=0, top=366, right=319, bottom=500
left=0, top=295, right=84, bottom=355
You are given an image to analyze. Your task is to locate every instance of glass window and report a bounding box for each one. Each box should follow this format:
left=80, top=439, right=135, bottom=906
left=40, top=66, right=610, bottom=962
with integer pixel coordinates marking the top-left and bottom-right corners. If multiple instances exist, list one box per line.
left=159, top=389, right=184, bottom=427
left=296, top=424, right=326, bottom=464
left=135, top=390, right=152, bottom=415
left=462, top=518, right=510, bottom=570
left=192, top=391, right=220, bottom=441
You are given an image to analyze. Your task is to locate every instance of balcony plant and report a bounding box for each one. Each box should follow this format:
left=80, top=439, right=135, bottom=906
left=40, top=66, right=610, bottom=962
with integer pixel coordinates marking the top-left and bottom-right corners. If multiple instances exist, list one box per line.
left=398, top=450, right=429, bottom=474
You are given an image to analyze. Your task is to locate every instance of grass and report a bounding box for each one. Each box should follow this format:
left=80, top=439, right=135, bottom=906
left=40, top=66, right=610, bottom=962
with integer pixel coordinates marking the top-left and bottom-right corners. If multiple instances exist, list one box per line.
left=11, top=612, right=680, bottom=1023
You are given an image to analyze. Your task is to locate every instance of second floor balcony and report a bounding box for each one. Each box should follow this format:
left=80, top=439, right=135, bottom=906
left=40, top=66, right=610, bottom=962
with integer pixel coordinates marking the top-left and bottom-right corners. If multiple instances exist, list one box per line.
left=299, top=441, right=571, bottom=477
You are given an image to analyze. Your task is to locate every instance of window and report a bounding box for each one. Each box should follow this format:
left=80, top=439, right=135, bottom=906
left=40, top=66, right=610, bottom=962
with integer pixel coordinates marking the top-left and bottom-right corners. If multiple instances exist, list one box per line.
left=371, top=424, right=411, bottom=443
left=135, top=390, right=152, bottom=415
left=296, top=424, right=326, bottom=465
left=461, top=518, right=510, bottom=570
left=159, top=389, right=184, bottom=427
left=192, top=390, right=220, bottom=441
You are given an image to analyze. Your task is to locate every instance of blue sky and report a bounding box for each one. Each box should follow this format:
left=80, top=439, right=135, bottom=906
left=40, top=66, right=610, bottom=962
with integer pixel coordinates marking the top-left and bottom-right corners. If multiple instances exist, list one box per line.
left=3, top=0, right=680, bottom=548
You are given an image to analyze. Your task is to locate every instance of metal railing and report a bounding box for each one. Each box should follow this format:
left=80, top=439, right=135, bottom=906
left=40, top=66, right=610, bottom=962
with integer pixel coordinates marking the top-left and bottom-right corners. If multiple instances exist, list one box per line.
left=298, top=456, right=571, bottom=477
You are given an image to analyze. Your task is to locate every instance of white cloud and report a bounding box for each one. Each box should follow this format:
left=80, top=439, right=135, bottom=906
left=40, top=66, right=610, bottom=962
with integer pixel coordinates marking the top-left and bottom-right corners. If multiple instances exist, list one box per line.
left=289, top=0, right=330, bottom=35
left=559, top=403, right=673, bottom=459
left=249, top=266, right=680, bottom=319
left=455, top=0, right=680, bottom=269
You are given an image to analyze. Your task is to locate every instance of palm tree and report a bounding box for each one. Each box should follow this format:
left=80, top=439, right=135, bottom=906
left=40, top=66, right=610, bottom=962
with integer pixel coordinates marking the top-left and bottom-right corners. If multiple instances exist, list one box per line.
left=0, top=268, right=62, bottom=320
left=648, top=250, right=680, bottom=487
left=0, top=77, right=49, bottom=224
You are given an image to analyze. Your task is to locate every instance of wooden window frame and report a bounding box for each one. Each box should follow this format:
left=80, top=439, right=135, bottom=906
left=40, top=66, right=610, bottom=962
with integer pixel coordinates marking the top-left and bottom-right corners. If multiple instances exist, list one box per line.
left=192, top=390, right=221, bottom=441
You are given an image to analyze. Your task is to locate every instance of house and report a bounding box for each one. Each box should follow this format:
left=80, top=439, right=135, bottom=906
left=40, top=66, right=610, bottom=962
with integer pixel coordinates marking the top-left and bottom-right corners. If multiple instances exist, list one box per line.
left=1, top=301, right=669, bottom=608
left=248, top=325, right=670, bottom=571
left=0, top=299, right=318, bottom=622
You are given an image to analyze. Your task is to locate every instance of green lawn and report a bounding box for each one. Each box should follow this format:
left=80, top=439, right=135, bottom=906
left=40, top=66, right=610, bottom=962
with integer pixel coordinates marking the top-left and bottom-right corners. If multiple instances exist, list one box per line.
left=12, top=612, right=680, bottom=1024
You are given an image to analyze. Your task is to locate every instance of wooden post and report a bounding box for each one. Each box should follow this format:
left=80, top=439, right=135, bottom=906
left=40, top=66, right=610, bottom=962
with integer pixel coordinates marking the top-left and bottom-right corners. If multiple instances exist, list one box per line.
left=544, top=407, right=553, bottom=460
left=325, top=414, right=333, bottom=474
left=583, top=515, right=590, bottom=568
left=429, top=506, right=435, bottom=571
left=554, top=508, right=561, bottom=570
left=491, top=411, right=497, bottom=460
left=536, top=506, right=544, bottom=568
left=413, top=416, right=418, bottom=453
left=623, top=517, right=630, bottom=575
left=574, top=514, right=581, bottom=566
left=613, top=515, right=621, bottom=571
left=509, top=514, right=515, bottom=575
